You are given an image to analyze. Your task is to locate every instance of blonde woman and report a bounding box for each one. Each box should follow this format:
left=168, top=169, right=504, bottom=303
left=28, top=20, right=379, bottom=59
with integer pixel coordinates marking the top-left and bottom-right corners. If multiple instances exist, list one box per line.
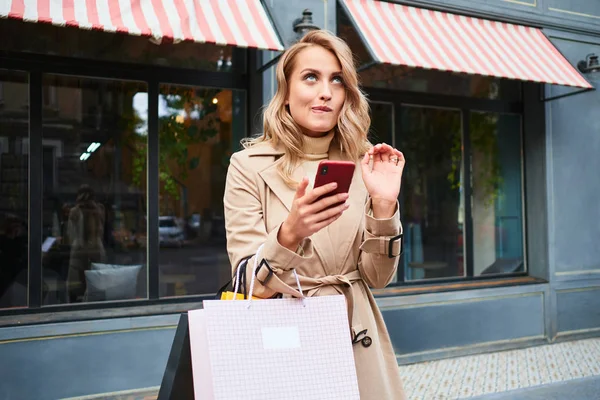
left=224, top=30, right=406, bottom=399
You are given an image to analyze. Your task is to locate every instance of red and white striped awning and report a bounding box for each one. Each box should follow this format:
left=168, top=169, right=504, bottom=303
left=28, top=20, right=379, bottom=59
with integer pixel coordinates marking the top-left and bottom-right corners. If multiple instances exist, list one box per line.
left=341, top=0, right=591, bottom=88
left=0, top=0, right=284, bottom=51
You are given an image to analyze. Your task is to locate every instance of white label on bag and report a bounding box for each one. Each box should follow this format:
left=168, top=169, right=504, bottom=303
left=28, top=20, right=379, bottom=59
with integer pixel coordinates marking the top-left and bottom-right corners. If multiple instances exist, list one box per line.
left=261, top=327, right=301, bottom=350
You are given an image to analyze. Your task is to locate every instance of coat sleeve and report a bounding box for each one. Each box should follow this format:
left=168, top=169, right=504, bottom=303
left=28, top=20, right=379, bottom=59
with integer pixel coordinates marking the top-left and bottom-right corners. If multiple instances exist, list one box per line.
left=357, top=198, right=403, bottom=289
left=223, top=153, right=314, bottom=298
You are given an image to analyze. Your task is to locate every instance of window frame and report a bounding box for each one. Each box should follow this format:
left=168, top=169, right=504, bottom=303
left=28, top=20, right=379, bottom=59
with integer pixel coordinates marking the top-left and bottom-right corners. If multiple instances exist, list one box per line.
left=0, top=47, right=253, bottom=319
left=364, top=85, right=528, bottom=286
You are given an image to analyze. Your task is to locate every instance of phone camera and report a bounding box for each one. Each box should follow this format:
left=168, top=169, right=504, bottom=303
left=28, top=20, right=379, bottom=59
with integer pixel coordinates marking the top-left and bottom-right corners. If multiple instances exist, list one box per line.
left=320, top=166, right=328, bottom=175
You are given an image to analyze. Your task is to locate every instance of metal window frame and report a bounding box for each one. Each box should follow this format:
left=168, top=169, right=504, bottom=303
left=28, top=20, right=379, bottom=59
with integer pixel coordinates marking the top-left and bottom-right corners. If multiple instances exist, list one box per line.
left=0, top=49, right=250, bottom=319
left=364, top=86, right=529, bottom=286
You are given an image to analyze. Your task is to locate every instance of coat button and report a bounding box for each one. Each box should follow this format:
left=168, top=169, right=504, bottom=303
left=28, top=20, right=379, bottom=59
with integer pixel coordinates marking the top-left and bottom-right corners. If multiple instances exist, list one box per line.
left=361, top=336, right=372, bottom=347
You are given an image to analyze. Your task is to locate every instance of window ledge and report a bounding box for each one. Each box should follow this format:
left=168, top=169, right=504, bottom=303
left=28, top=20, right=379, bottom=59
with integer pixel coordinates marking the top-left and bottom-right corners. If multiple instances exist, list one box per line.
left=0, top=277, right=547, bottom=329
left=372, top=276, right=546, bottom=297
left=0, top=300, right=204, bottom=329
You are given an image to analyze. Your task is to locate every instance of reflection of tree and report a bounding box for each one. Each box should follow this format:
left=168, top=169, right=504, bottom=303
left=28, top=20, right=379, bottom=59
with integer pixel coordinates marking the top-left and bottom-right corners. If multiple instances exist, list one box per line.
left=402, top=109, right=502, bottom=211
left=451, top=112, right=502, bottom=208
left=128, top=86, right=221, bottom=206
left=400, top=108, right=461, bottom=194
left=400, top=108, right=462, bottom=272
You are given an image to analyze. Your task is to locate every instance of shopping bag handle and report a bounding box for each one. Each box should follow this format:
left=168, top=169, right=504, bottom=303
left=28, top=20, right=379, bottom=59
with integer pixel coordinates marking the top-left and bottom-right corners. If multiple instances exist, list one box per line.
left=216, top=256, right=251, bottom=300
left=232, top=244, right=306, bottom=309
left=231, top=245, right=265, bottom=301
left=231, top=255, right=248, bottom=299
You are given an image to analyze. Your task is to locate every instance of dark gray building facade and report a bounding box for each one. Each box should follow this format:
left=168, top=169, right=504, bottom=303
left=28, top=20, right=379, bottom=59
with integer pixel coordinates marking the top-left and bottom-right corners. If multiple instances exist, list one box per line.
left=1, top=1, right=599, bottom=398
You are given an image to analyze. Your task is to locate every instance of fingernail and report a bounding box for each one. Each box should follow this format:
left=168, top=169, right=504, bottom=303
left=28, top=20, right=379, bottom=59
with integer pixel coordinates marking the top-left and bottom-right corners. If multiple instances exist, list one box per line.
left=330, top=182, right=338, bottom=188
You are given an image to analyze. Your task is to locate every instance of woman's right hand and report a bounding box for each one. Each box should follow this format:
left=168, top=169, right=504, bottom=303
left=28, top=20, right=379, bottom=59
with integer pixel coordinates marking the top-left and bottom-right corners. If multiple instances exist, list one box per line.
left=278, top=177, right=350, bottom=251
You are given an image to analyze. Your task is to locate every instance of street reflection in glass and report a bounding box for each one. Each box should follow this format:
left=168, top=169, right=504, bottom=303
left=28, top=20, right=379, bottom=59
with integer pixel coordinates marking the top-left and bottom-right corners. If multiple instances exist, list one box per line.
left=41, top=75, right=148, bottom=304
left=0, top=70, right=29, bottom=309
left=399, top=106, right=465, bottom=280
left=471, top=112, right=524, bottom=276
left=154, top=85, right=243, bottom=298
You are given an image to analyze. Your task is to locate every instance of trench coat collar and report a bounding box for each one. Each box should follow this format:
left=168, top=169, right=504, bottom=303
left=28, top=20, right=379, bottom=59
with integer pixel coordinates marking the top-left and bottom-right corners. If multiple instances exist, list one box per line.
left=255, top=143, right=366, bottom=274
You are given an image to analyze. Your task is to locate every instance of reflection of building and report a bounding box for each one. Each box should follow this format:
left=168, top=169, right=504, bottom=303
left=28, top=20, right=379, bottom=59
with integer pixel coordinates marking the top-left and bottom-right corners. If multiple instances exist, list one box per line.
left=1, top=0, right=600, bottom=398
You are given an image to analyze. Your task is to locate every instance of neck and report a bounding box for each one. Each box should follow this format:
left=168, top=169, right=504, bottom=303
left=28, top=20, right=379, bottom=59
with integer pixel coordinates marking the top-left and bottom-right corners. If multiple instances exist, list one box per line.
left=302, top=131, right=334, bottom=160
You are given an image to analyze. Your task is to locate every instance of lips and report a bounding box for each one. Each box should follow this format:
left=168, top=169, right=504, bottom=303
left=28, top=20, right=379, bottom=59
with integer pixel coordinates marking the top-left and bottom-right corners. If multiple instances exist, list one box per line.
left=312, top=106, right=332, bottom=112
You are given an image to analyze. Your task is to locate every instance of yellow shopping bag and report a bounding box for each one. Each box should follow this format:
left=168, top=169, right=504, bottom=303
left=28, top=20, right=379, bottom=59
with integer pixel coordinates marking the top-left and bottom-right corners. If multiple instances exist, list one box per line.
left=219, top=291, right=261, bottom=300
left=217, top=255, right=262, bottom=300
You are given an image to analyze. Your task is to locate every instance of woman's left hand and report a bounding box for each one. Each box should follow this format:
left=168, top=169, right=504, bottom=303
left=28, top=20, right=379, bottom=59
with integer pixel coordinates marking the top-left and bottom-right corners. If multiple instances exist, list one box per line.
left=360, top=143, right=405, bottom=218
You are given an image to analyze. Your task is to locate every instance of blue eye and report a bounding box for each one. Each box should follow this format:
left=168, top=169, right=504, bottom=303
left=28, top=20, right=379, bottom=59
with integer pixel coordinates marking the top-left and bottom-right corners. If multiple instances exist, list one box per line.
left=332, top=76, right=344, bottom=84
left=304, top=73, right=317, bottom=82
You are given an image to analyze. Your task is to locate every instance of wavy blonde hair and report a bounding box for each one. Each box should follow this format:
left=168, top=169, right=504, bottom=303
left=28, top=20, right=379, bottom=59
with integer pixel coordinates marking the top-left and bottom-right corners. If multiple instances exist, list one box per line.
left=243, top=30, right=371, bottom=187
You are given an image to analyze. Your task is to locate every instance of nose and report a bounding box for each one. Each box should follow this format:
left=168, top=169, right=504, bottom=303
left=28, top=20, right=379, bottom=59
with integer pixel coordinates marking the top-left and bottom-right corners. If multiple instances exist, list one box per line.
left=319, top=82, right=332, bottom=101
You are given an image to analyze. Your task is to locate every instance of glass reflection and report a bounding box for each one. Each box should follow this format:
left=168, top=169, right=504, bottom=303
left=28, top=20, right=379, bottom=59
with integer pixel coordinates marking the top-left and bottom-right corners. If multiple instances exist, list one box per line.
left=156, top=84, right=243, bottom=297
left=41, top=75, right=148, bottom=304
left=0, top=70, right=29, bottom=309
left=471, top=112, right=524, bottom=275
left=399, top=106, right=465, bottom=280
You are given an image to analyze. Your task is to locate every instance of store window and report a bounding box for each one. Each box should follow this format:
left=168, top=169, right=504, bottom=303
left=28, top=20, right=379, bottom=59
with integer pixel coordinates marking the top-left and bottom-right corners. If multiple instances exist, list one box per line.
left=0, top=70, right=29, bottom=309
left=152, top=84, right=244, bottom=298
left=395, top=107, right=525, bottom=282
left=470, top=112, right=524, bottom=276
left=399, top=106, right=465, bottom=280
left=369, top=102, right=394, bottom=145
left=41, top=75, right=148, bottom=305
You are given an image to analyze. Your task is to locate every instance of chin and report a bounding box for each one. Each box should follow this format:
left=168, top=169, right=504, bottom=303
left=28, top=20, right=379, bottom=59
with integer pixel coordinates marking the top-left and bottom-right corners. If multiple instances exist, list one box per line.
left=306, top=124, right=335, bottom=135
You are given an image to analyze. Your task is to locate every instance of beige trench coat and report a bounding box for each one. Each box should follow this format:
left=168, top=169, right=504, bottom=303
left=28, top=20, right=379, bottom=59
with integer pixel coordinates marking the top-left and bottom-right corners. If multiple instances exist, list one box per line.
left=224, top=142, right=406, bottom=400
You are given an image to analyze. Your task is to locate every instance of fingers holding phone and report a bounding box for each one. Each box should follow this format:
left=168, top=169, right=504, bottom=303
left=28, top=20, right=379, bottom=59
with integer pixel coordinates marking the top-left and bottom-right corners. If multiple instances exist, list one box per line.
left=278, top=161, right=355, bottom=251
left=310, top=160, right=354, bottom=218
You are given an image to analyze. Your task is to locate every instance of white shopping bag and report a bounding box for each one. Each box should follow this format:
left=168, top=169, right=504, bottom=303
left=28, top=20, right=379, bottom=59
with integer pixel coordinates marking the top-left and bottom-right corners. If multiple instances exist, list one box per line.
left=188, top=247, right=360, bottom=400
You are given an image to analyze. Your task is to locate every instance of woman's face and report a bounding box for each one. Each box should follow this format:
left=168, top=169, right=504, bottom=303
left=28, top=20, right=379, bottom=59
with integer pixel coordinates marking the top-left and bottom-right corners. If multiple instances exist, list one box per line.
left=286, top=46, right=346, bottom=138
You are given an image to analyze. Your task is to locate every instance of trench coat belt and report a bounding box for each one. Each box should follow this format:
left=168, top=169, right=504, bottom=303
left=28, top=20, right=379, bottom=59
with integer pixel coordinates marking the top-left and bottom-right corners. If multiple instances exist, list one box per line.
left=304, top=270, right=364, bottom=337
left=259, top=267, right=364, bottom=338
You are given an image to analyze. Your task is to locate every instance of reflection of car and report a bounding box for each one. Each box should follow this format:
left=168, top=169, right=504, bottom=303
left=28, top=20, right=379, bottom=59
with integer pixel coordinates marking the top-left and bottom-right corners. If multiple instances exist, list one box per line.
left=159, top=216, right=185, bottom=247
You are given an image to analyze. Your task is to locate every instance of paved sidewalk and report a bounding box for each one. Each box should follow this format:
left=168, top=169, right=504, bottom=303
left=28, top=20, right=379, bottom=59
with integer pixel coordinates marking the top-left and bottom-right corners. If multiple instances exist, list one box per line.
left=470, top=375, right=600, bottom=399
left=65, top=338, right=600, bottom=400
left=398, top=337, right=600, bottom=399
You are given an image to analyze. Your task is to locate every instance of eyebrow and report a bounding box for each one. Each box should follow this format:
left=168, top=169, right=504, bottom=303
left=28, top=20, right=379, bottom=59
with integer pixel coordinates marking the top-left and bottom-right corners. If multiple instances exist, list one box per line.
left=300, top=68, right=343, bottom=75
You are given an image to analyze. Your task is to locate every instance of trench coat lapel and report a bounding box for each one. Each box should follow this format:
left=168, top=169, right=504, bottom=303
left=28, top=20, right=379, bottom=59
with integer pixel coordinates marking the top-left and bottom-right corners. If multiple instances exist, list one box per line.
left=316, top=147, right=367, bottom=272
left=259, top=158, right=338, bottom=272
left=256, top=145, right=366, bottom=274
left=258, top=158, right=300, bottom=213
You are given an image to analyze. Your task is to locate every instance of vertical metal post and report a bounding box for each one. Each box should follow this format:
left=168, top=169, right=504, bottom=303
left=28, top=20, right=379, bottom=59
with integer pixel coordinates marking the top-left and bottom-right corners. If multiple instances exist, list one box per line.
left=463, top=110, right=474, bottom=278
left=148, top=82, right=160, bottom=299
left=395, top=103, right=406, bottom=283
left=29, top=70, right=43, bottom=307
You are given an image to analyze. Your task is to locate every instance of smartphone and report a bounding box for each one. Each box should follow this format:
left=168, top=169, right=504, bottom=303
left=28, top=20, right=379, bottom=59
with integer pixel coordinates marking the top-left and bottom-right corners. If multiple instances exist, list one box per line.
left=313, top=160, right=355, bottom=204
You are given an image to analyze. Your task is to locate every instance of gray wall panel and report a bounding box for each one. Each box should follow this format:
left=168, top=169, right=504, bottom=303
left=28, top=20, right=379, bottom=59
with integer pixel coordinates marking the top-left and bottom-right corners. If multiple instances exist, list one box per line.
left=544, top=34, right=600, bottom=276
left=377, top=0, right=600, bottom=33
left=546, top=0, right=600, bottom=26
left=556, top=287, right=600, bottom=334
left=523, top=82, right=549, bottom=281
left=0, top=328, right=175, bottom=400
left=0, top=314, right=179, bottom=342
left=383, top=294, right=545, bottom=355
